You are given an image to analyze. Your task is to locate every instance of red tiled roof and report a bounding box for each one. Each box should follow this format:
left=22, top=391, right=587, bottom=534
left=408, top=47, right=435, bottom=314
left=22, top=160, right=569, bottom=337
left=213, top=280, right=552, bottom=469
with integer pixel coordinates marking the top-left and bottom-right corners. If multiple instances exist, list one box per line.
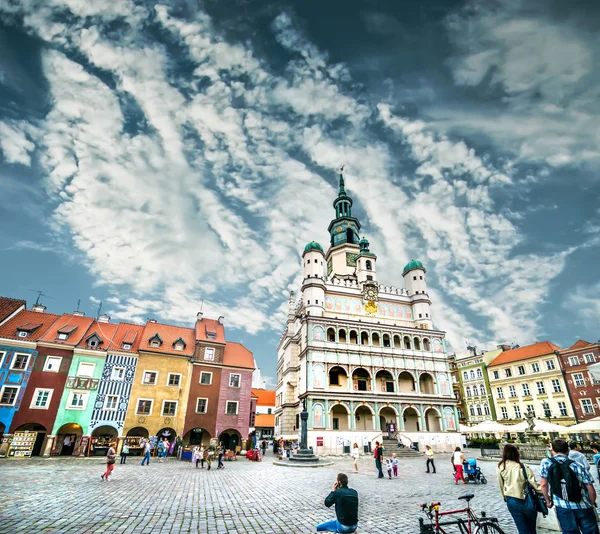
left=0, top=296, right=26, bottom=324
left=38, top=314, right=95, bottom=346
left=0, top=309, right=60, bottom=341
left=488, top=341, right=562, bottom=367
left=139, top=321, right=195, bottom=356
left=255, top=414, right=275, bottom=428
left=252, top=388, right=276, bottom=406
left=223, top=342, right=254, bottom=369
left=195, top=318, right=226, bottom=344
left=75, top=321, right=119, bottom=350
left=564, top=340, right=595, bottom=352
left=106, top=323, right=145, bottom=353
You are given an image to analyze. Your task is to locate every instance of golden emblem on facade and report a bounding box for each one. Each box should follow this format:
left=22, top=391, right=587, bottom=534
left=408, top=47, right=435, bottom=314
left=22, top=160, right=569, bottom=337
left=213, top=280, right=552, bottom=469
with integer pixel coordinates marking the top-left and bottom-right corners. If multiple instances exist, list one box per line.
left=364, top=300, right=378, bottom=315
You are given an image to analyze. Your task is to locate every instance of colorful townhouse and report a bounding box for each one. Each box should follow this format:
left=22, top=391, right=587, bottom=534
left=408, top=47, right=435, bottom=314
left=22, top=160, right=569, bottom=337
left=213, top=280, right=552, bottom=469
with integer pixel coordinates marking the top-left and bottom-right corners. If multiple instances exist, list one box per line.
left=122, top=320, right=195, bottom=447
left=0, top=307, right=59, bottom=455
left=252, top=388, right=276, bottom=439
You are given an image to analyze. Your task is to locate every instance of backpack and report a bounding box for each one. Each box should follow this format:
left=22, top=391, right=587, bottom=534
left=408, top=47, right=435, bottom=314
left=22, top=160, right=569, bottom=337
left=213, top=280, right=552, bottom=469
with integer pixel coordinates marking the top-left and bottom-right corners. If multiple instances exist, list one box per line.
left=547, top=458, right=582, bottom=503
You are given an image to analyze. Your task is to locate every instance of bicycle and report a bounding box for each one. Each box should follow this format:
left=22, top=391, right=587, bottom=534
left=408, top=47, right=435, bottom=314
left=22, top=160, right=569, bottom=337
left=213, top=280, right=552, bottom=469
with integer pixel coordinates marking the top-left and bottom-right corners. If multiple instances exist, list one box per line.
left=418, top=493, right=506, bottom=534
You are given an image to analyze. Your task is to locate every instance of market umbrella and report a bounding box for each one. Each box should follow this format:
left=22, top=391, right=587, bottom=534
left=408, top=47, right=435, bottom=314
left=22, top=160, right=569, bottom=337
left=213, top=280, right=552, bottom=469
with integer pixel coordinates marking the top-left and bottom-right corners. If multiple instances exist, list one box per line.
left=565, top=417, right=600, bottom=433
left=463, top=420, right=516, bottom=433
left=459, top=424, right=471, bottom=432
left=512, top=419, right=569, bottom=433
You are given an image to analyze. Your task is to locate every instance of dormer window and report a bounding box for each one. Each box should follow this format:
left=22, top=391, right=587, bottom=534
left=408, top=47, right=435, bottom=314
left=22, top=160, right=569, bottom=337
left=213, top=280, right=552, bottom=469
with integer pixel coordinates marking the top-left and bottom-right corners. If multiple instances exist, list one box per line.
left=56, top=325, right=77, bottom=341
left=172, top=337, right=186, bottom=351
left=18, top=331, right=29, bottom=338
left=16, top=323, right=42, bottom=338
left=86, top=333, right=102, bottom=349
left=148, top=334, right=162, bottom=348
left=122, top=343, right=132, bottom=350
left=206, top=331, right=217, bottom=340
left=174, top=343, right=183, bottom=351
left=58, top=333, right=68, bottom=341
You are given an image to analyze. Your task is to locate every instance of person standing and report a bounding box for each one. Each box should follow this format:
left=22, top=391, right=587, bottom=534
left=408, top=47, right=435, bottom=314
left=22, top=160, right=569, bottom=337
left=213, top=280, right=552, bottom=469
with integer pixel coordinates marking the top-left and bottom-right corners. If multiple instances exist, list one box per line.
left=199, top=445, right=205, bottom=468
left=120, top=441, right=129, bottom=465
left=497, top=444, right=540, bottom=534
left=569, top=441, right=591, bottom=472
left=453, top=447, right=466, bottom=484
left=141, top=439, right=151, bottom=466
left=205, top=446, right=213, bottom=470
left=590, top=443, right=600, bottom=480
left=391, top=453, right=399, bottom=478
left=157, top=438, right=166, bottom=463
left=540, top=439, right=599, bottom=534
left=217, top=442, right=224, bottom=469
left=316, top=473, right=359, bottom=533
left=374, top=441, right=384, bottom=479
left=425, top=445, right=436, bottom=474
left=261, top=439, right=267, bottom=457
left=192, top=445, right=200, bottom=468
left=101, top=443, right=116, bottom=481
left=351, top=443, right=360, bottom=473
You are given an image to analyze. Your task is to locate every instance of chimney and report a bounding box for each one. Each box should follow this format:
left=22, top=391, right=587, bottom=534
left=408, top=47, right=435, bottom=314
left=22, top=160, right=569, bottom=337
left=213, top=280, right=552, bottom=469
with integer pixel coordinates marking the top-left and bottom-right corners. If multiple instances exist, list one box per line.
left=32, top=304, right=46, bottom=313
left=98, top=314, right=111, bottom=323
left=497, top=344, right=511, bottom=352
left=73, top=311, right=85, bottom=317
left=218, top=316, right=224, bottom=325
left=196, top=312, right=203, bottom=322
left=147, top=319, right=156, bottom=323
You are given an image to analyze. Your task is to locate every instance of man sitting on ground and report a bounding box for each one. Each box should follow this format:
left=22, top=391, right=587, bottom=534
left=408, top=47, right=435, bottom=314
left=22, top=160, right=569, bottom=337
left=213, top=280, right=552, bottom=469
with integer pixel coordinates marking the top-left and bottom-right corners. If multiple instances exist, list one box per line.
left=316, top=473, right=359, bottom=533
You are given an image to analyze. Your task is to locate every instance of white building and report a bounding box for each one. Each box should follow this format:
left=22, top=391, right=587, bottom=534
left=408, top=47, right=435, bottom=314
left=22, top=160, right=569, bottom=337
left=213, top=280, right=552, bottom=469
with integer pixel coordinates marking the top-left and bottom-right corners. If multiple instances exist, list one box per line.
left=274, top=173, right=460, bottom=453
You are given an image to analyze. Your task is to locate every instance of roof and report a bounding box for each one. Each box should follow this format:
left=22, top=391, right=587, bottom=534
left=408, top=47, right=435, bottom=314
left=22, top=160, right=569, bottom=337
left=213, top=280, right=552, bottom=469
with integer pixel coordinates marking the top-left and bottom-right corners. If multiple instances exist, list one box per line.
left=488, top=341, right=562, bottom=367
left=563, top=340, right=596, bottom=352
left=195, top=318, right=225, bottom=344
left=38, top=314, right=95, bottom=346
left=304, top=241, right=324, bottom=253
left=252, top=388, right=276, bottom=406
left=0, top=296, right=26, bottom=324
left=139, top=321, right=195, bottom=356
left=223, top=342, right=254, bottom=369
left=255, top=414, right=275, bottom=428
left=75, top=321, right=119, bottom=350
left=0, top=309, right=60, bottom=341
left=106, top=323, right=145, bottom=353
left=403, top=259, right=425, bottom=276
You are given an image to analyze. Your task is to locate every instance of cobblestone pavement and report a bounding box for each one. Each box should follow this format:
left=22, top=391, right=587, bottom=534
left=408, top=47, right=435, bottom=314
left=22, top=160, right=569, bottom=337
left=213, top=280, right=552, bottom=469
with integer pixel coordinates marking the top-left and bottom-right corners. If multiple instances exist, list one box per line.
left=0, top=452, right=552, bottom=533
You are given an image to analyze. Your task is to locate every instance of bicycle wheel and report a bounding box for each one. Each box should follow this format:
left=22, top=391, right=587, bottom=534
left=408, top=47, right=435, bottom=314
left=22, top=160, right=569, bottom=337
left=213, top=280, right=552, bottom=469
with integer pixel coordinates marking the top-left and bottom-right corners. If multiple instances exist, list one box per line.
left=474, top=521, right=506, bottom=534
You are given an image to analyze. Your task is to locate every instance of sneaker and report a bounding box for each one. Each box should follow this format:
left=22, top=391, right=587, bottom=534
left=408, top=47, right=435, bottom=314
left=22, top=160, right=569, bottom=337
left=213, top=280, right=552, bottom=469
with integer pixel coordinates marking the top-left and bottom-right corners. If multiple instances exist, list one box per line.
left=101, top=474, right=105, bottom=480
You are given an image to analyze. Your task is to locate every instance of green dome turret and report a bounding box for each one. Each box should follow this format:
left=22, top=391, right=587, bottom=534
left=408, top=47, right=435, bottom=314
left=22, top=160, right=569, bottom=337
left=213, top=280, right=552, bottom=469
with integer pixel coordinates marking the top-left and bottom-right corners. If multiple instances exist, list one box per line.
left=304, top=241, right=324, bottom=253
left=403, top=259, right=425, bottom=276
left=359, top=236, right=369, bottom=251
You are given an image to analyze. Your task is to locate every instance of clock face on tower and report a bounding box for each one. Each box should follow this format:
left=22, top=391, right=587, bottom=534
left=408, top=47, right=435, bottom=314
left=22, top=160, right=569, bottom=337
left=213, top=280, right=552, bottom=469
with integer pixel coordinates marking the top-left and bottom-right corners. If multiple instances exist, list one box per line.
left=362, top=281, right=379, bottom=302
left=346, top=252, right=359, bottom=266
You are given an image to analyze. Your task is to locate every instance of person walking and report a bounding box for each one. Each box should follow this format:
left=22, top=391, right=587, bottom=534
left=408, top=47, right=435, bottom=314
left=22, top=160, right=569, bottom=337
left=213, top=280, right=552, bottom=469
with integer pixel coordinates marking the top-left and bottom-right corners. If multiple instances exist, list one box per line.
left=199, top=445, right=205, bottom=468
left=157, top=438, right=166, bottom=463
left=374, top=441, right=384, bottom=479
left=385, top=458, right=393, bottom=479
left=205, top=446, right=213, bottom=470
left=351, top=443, right=360, bottom=473
left=261, top=439, right=267, bottom=457
left=120, top=441, right=129, bottom=464
left=101, top=443, right=116, bottom=481
left=540, top=439, right=599, bottom=534
left=453, top=447, right=466, bottom=484
left=497, top=444, right=540, bottom=534
left=316, top=473, right=359, bottom=533
left=141, top=439, right=151, bottom=466
left=217, top=442, right=225, bottom=469
left=425, top=445, right=436, bottom=474
left=391, top=453, right=399, bottom=478
left=192, top=445, right=200, bottom=468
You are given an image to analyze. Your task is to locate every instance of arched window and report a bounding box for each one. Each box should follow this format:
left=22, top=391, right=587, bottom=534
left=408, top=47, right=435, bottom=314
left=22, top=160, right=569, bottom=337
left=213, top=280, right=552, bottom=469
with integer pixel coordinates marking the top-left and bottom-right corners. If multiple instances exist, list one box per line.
left=372, top=333, right=380, bottom=346
left=403, top=336, right=411, bottom=350
left=484, top=404, right=490, bottom=416
left=382, top=334, right=390, bottom=347
left=469, top=406, right=475, bottom=416
left=465, top=386, right=471, bottom=397
left=463, top=371, right=469, bottom=381
left=477, top=405, right=482, bottom=416
left=476, top=368, right=482, bottom=378
left=479, top=385, right=485, bottom=396
left=361, top=332, right=369, bottom=345
left=327, top=328, right=336, bottom=342
left=366, top=260, right=372, bottom=271
left=423, top=338, right=431, bottom=351
left=349, top=330, right=358, bottom=344
left=393, top=335, right=401, bottom=349
left=338, top=329, right=347, bottom=343
left=469, top=370, right=475, bottom=379
left=414, top=337, right=421, bottom=351
left=346, top=228, right=354, bottom=244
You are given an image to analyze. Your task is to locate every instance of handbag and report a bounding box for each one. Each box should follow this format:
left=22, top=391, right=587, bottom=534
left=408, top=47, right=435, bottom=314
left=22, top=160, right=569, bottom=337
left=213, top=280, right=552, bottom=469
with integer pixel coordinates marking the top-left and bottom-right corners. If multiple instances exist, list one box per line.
left=522, top=464, right=548, bottom=517
left=107, top=455, right=116, bottom=465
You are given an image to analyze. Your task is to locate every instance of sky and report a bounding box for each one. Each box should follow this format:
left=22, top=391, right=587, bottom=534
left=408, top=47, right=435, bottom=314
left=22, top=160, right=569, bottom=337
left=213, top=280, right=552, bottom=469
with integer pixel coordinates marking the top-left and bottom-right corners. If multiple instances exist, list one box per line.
left=0, top=0, right=599, bottom=387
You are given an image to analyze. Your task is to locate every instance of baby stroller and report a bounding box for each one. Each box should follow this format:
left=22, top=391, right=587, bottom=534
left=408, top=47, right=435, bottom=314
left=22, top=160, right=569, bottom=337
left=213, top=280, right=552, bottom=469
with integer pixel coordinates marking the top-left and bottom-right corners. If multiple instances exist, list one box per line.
left=463, top=458, right=487, bottom=484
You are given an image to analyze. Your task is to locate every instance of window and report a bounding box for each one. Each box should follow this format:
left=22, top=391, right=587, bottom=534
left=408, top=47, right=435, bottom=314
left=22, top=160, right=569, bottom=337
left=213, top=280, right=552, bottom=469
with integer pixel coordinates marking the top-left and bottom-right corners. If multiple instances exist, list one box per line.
left=469, top=406, right=475, bottom=416
left=476, top=405, right=482, bottom=415
left=463, top=371, right=469, bottom=381
left=229, top=374, right=241, bottom=388
left=0, top=386, right=19, bottom=405
left=142, top=371, right=157, bottom=385
left=105, top=395, right=119, bottom=410
left=465, top=386, right=471, bottom=397
left=167, top=373, right=181, bottom=387
left=226, top=401, right=238, bottom=415
left=584, top=353, right=596, bottom=364
left=30, top=388, right=52, bottom=409
left=162, top=401, right=177, bottom=416
left=569, top=356, right=580, bottom=366
left=88, top=338, right=99, bottom=349
left=551, top=379, right=562, bottom=393
left=517, top=365, right=525, bottom=376
left=545, top=360, right=555, bottom=371
left=204, top=348, right=215, bottom=361
left=470, top=370, right=475, bottom=379
left=573, top=373, right=586, bottom=387
left=18, top=330, right=29, bottom=338
left=196, top=398, right=208, bottom=413
left=44, top=356, right=62, bottom=372
left=200, top=372, right=212, bottom=385
left=476, top=368, right=482, bottom=378
left=496, top=387, right=504, bottom=399
left=268, top=408, right=272, bottom=414
left=11, top=354, right=30, bottom=370
left=122, top=343, right=132, bottom=350
left=174, top=343, right=184, bottom=351
left=558, top=402, right=568, bottom=417
left=150, top=340, right=160, bottom=348
left=330, top=371, right=339, bottom=385
left=522, top=383, right=531, bottom=396
left=111, top=367, right=125, bottom=380
left=69, top=392, right=88, bottom=409
left=514, top=406, right=521, bottom=418
left=479, top=385, right=485, bottom=396
left=493, top=371, right=499, bottom=380
left=509, top=385, right=516, bottom=398
left=581, top=399, right=594, bottom=415
left=484, top=404, right=490, bottom=415
left=536, top=381, right=546, bottom=394
left=57, top=333, right=68, bottom=340
left=136, top=399, right=153, bottom=415
left=501, top=407, right=508, bottom=419
left=542, top=401, right=551, bottom=418
left=77, top=362, right=95, bottom=377
left=531, top=363, right=540, bottom=373
left=504, top=368, right=512, bottom=378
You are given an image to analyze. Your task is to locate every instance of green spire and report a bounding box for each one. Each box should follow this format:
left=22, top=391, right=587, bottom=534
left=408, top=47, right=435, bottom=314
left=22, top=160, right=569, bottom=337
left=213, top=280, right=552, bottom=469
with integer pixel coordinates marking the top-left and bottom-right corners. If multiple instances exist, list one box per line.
left=338, top=172, right=346, bottom=196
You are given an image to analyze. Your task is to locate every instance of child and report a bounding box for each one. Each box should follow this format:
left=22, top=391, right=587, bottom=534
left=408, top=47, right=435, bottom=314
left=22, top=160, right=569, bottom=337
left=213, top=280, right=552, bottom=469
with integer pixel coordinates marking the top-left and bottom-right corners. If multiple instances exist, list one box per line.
left=385, top=458, right=393, bottom=479
left=392, top=453, right=399, bottom=478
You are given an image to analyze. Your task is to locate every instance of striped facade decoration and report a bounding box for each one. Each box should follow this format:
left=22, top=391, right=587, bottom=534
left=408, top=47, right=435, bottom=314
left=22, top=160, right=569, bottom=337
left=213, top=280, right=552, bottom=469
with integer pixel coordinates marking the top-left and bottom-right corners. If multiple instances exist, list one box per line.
left=89, top=354, right=137, bottom=432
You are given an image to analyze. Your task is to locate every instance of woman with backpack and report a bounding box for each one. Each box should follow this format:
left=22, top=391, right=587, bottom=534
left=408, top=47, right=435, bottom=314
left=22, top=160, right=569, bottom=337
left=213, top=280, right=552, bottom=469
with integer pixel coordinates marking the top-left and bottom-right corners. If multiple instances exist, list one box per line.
left=497, top=444, right=541, bottom=534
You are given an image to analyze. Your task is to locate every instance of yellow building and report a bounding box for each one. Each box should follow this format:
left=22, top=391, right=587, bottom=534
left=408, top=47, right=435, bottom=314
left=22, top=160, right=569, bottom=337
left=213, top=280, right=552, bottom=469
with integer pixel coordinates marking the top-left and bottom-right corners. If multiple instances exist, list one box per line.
left=123, top=321, right=195, bottom=443
left=488, top=341, right=576, bottom=426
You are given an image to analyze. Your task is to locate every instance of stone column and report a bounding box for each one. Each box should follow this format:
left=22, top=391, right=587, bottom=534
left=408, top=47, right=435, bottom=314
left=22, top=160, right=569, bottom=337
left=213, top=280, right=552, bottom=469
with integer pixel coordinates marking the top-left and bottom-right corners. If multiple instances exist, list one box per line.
left=419, top=404, right=426, bottom=432
left=374, top=402, right=380, bottom=431
left=349, top=401, right=355, bottom=430
left=324, top=400, right=330, bottom=429
left=440, top=405, right=447, bottom=431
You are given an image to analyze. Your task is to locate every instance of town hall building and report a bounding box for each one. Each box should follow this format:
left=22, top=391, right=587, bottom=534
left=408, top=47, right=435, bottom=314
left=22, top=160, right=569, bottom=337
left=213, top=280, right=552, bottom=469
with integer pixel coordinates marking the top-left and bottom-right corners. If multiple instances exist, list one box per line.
left=274, top=173, right=460, bottom=453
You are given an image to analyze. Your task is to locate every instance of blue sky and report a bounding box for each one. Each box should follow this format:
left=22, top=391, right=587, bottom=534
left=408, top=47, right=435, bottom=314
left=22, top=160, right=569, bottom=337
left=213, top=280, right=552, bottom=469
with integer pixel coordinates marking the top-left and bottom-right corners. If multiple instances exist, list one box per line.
left=0, top=0, right=599, bottom=386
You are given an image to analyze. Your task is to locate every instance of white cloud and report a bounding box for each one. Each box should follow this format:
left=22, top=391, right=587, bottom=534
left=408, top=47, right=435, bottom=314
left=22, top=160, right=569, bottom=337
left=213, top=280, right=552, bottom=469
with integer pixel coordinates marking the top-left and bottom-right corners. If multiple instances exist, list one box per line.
left=0, top=121, right=35, bottom=166
left=564, top=282, right=600, bottom=331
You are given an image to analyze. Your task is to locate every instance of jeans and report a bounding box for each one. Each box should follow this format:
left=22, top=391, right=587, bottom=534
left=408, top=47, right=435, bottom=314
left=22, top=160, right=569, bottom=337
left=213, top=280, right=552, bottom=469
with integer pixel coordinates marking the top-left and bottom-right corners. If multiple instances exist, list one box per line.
left=375, top=459, right=384, bottom=478
left=555, top=507, right=600, bottom=534
left=505, top=496, right=537, bottom=534
left=426, top=458, right=436, bottom=473
left=218, top=454, right=224, bottom=468
left=120, top=453, right=127, bottom=464
left=141, top=452, right=150, bottom=465
left=316, top=519, right=357, bottom=532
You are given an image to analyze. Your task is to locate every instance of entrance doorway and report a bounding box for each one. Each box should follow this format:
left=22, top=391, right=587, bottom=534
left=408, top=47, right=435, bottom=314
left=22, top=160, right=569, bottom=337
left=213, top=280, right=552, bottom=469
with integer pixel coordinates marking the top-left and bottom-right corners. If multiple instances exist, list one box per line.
left=13, top=423, right=47, bottom=457
left=219, top=429, right=241, bottom=451
left=54, top=423, right=83, bottom=456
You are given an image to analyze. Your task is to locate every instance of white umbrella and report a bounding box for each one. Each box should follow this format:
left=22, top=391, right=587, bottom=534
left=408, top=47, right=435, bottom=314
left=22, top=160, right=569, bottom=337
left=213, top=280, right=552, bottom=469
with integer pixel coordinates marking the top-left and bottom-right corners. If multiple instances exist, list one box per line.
left=463, top=420, right=516, bottom=433
left=512, top=419, right=569, bottom=433
left=565, top=417, right=600, bottom=433
left=459, top=424, right=471, bottom=432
